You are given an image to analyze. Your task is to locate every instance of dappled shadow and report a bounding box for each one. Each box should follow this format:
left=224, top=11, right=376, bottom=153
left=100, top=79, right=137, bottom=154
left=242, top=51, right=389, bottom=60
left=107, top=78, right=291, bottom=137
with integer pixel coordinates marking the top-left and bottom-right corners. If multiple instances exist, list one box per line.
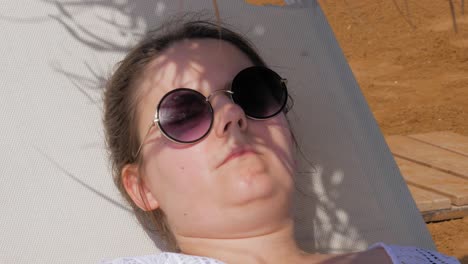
left=49, top=60, right=107, bottom=108
left=33, top=145, right=131, bottom=213
left=3, top=0, right=381, bottom=255
left=43, top=0, right=160, bottom=52
left=292, top=126, right=366, bottom=253
left=33, top=144, right=172, bottom=250
left=133, top=37, right=363, bottom=254
left=58, top=1, right=357, bottom=254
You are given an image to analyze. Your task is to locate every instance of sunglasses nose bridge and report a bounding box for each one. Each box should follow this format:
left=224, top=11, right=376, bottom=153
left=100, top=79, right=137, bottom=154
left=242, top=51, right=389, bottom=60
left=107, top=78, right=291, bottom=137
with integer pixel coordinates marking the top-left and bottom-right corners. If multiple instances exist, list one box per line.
left=206, top=89, right=234, bottom=103
left=206, top=90, right=239, bottom=117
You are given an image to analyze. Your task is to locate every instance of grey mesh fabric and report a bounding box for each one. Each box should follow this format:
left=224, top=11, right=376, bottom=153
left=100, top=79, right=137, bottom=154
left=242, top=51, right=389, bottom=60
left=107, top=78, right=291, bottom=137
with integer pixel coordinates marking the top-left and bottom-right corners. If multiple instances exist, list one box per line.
left=0, top=0, right=435, bottom=263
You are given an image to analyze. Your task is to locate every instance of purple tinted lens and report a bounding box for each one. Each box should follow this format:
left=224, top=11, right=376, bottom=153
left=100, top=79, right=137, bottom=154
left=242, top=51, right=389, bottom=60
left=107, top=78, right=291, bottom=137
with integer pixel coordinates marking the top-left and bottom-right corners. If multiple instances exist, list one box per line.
left=158, top=89, right=212, bottom=143
left=232, top=67, right=287, bottom=119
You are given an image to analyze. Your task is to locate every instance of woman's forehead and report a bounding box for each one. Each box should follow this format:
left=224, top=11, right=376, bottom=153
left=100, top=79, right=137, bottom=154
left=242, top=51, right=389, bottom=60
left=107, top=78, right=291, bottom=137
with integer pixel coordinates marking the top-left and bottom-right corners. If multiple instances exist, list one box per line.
left=141, top=38, right=254, bottom=95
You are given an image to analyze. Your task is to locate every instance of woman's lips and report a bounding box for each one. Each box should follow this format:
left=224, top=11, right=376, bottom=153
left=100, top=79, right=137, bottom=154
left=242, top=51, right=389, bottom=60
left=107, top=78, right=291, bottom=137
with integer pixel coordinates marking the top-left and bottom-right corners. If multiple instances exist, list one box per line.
left=217, top=148, right=256, bottom=168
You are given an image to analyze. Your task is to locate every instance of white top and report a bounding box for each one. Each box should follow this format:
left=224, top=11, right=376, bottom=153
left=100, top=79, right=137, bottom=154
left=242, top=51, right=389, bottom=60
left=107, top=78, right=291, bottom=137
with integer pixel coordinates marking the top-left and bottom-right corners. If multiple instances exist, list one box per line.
left=100, top=242, right=460, bottom=264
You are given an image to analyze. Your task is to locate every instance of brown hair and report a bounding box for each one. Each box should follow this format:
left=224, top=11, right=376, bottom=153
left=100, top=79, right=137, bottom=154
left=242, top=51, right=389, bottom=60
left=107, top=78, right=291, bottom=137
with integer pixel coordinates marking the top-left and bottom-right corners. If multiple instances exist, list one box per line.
left=103, top=17, right=273, bottom=251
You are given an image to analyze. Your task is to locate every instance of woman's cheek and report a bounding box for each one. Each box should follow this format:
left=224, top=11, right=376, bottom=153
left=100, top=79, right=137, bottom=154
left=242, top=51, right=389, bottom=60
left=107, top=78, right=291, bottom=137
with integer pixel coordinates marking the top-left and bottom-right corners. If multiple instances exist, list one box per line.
left=155, top=149, right=209, bottom=192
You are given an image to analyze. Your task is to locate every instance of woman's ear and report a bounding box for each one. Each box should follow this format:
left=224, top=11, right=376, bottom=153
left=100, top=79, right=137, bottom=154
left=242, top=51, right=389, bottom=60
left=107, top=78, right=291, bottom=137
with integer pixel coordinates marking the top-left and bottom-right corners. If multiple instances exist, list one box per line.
left=121, top=164, right=159, bottom=211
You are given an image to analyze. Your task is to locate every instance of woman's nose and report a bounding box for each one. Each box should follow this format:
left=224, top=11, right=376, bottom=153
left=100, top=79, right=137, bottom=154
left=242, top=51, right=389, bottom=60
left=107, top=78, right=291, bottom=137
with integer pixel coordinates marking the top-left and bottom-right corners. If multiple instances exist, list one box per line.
left=211, top=94, right=248, bottom=138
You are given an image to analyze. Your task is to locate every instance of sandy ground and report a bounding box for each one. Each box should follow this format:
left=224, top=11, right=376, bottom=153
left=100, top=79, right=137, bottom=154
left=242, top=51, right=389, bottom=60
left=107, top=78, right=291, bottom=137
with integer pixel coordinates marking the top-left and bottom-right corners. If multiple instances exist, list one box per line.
left=318, top=0, right=468, bottom=262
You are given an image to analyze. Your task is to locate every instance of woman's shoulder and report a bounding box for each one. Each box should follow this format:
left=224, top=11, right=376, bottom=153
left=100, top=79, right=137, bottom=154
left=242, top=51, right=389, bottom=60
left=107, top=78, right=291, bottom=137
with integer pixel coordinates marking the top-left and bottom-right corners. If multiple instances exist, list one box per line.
left=365, top=242, right=460, bottom=264
left=99, top=252, right=225, bottom=264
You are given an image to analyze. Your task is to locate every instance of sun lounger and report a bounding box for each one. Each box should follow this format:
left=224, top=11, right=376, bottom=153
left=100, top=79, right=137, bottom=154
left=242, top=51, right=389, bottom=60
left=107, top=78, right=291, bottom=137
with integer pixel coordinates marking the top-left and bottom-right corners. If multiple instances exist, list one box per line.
left=0, top=1, right=435, bottom=262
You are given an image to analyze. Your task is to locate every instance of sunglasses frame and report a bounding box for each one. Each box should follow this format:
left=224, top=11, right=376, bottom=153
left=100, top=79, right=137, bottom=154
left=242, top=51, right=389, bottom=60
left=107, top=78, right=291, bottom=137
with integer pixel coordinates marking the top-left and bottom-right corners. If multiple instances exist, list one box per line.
left=133, top=66, right=288, bottom=160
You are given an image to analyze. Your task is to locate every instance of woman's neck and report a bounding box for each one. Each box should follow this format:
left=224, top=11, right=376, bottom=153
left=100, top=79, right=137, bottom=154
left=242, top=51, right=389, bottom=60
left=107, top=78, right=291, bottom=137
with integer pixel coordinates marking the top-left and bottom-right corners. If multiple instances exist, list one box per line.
left=175, top=220, right=326, bottom=264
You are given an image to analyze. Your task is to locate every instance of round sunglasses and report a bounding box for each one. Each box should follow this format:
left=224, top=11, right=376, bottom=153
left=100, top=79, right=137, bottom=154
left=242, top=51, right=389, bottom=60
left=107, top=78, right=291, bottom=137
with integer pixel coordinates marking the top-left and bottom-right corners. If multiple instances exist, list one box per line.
left=134, top=66, right=289, bottom=159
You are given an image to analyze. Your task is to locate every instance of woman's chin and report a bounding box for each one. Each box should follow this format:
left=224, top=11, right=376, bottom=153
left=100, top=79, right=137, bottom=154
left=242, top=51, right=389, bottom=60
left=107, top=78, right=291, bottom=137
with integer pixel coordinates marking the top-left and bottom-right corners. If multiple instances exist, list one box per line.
left=174, top=165, right=292, bottom=240
left=222, top=158, right=281, bottom=205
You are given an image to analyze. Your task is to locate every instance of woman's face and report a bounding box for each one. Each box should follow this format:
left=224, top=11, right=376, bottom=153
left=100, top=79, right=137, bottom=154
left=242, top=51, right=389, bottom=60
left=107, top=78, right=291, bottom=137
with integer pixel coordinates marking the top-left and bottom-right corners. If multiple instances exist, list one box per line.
left=125, top=38, right=296, bottom=239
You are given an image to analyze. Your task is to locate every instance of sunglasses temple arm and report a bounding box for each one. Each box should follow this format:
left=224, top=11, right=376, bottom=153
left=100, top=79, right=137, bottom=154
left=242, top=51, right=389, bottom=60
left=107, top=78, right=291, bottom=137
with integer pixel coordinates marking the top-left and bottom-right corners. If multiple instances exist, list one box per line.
left=133, top=123, right=155, bottom=160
